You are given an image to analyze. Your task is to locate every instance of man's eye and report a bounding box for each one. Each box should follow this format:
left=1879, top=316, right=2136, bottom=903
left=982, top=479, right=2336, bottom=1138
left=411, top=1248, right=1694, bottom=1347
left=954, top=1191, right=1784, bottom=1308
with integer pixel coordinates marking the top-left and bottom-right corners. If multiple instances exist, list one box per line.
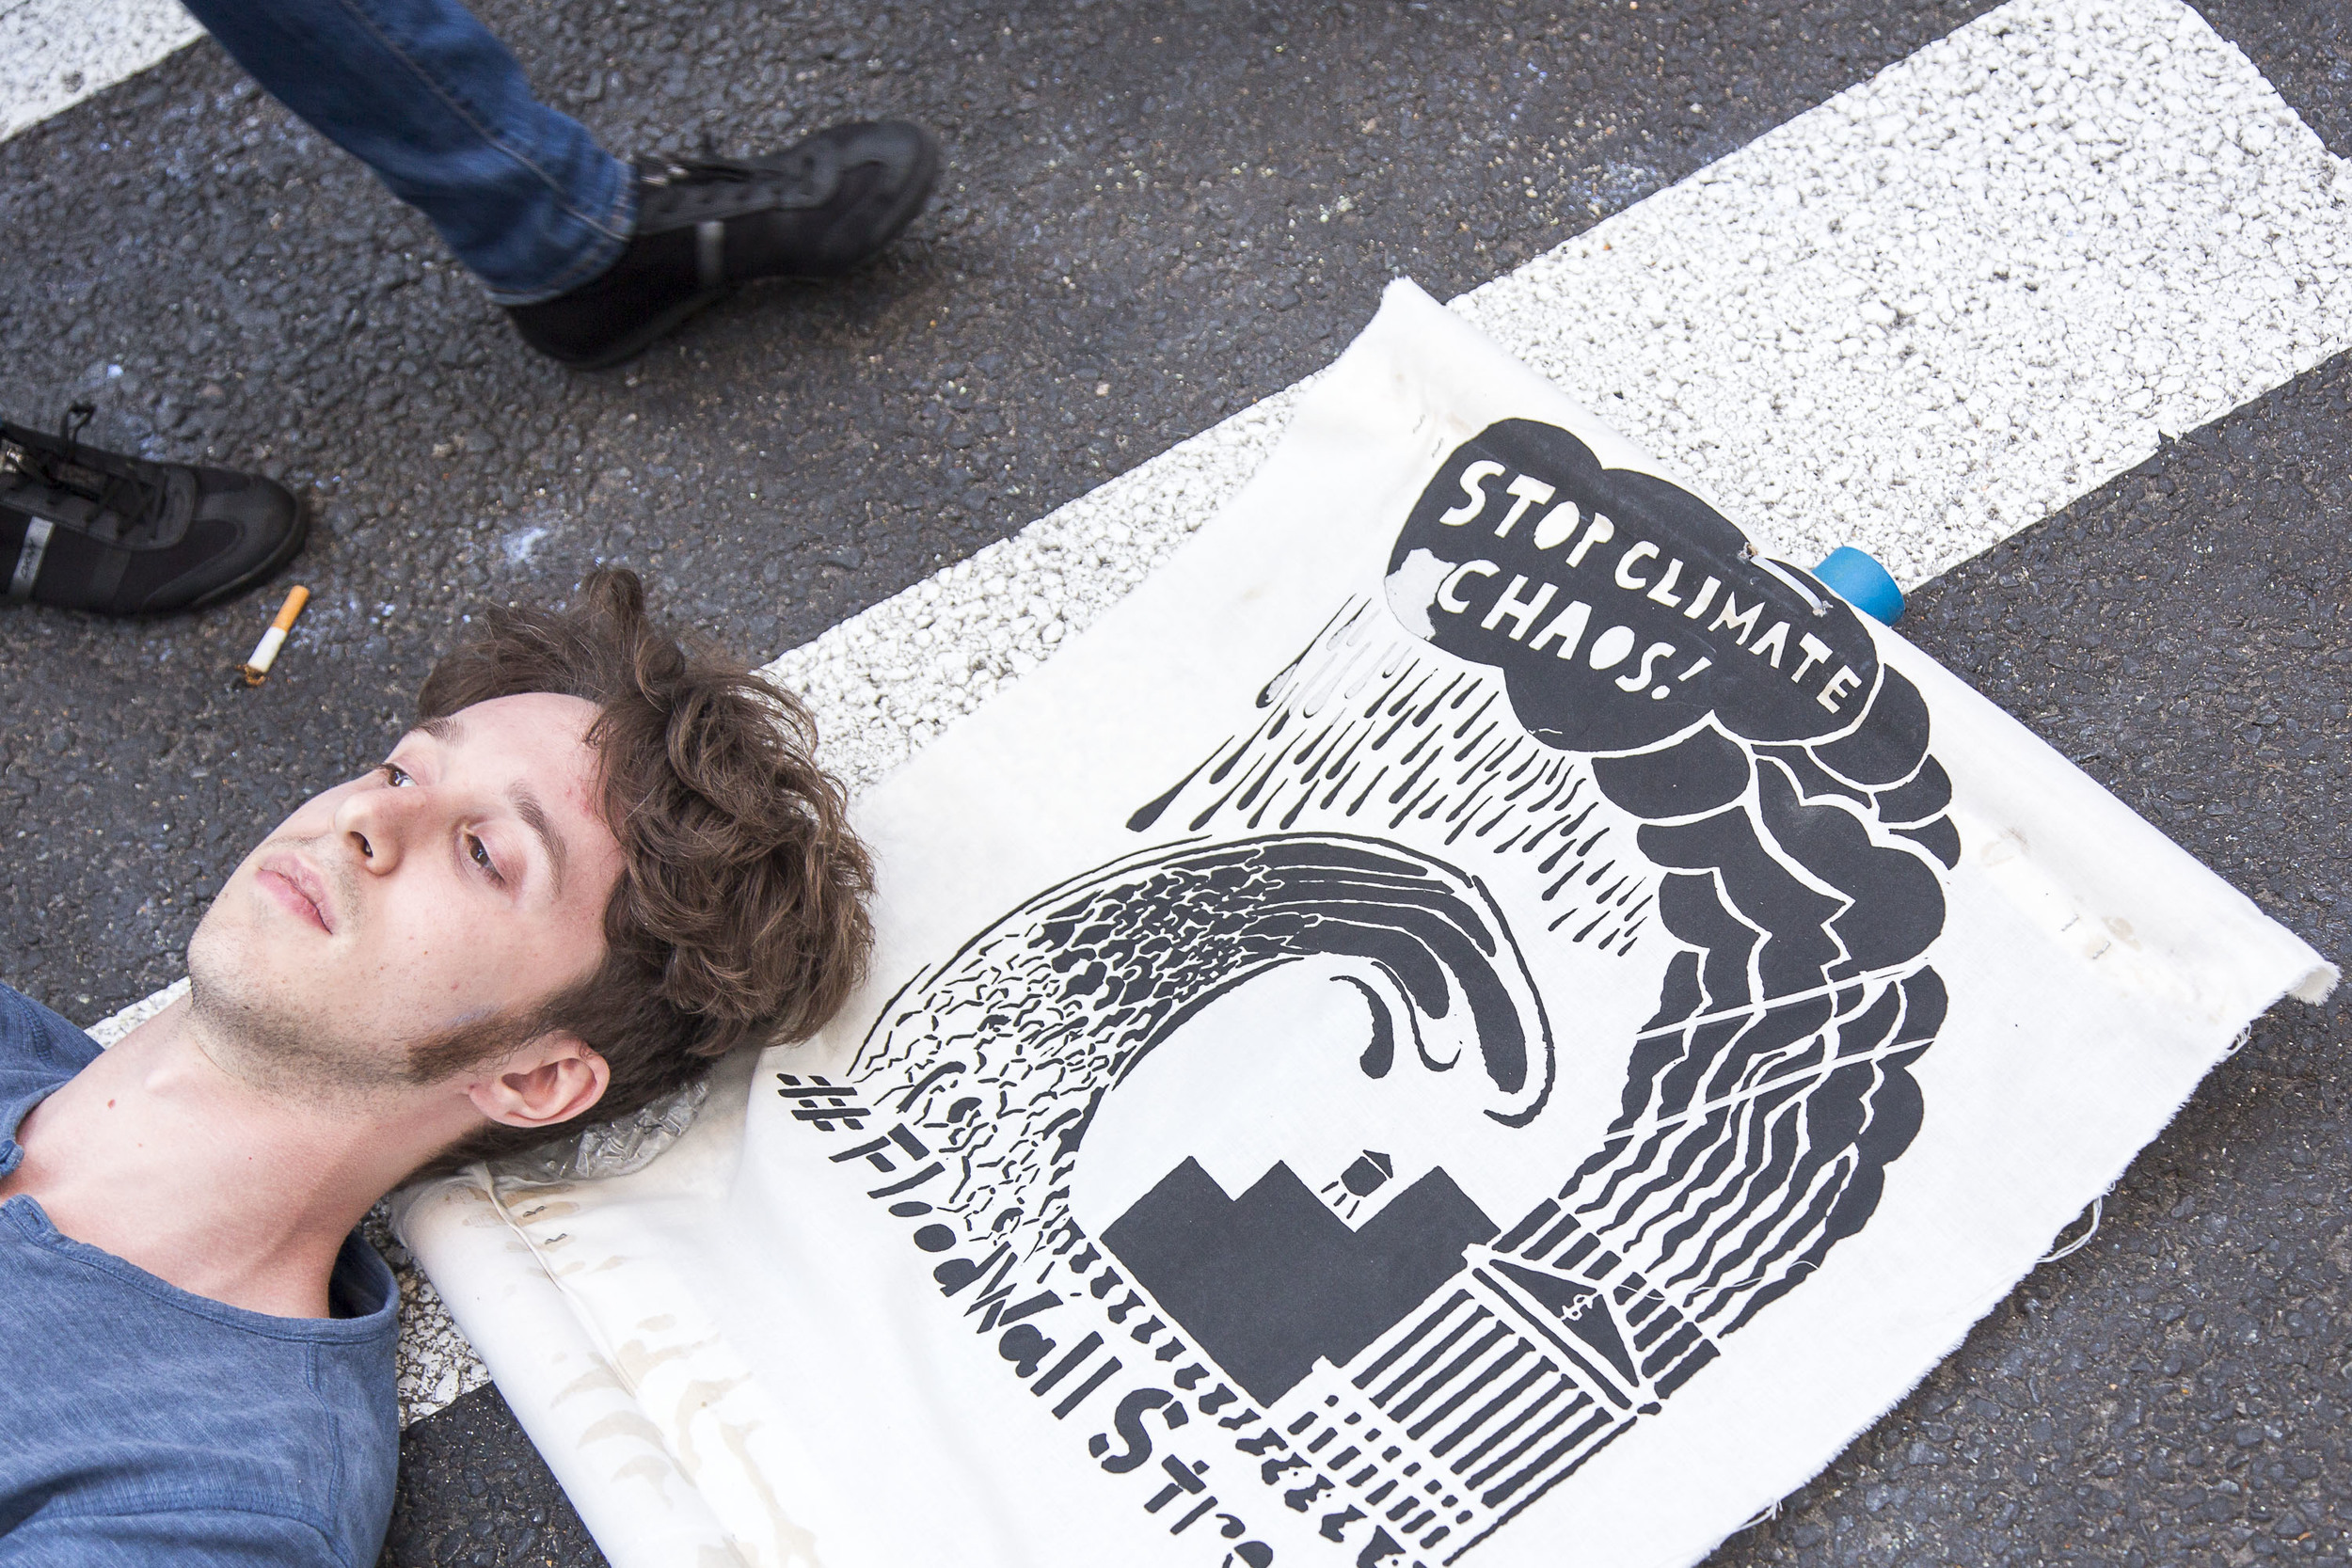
left=467, top=834, right=503, bottom=882
left=380, top=763, right=413, bottom=786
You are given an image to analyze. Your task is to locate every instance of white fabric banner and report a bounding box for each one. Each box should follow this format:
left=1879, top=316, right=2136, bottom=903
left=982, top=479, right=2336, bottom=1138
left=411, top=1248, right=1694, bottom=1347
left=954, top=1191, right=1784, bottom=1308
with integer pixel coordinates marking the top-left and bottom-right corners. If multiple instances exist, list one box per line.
left=398, top=281, right=2334, bottom=1568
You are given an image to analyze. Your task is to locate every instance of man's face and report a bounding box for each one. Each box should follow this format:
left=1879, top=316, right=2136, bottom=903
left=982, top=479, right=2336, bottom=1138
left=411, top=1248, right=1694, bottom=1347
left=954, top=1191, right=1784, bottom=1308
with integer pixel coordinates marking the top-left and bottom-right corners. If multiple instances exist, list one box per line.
left=188, top=692, right=626, bottom=1098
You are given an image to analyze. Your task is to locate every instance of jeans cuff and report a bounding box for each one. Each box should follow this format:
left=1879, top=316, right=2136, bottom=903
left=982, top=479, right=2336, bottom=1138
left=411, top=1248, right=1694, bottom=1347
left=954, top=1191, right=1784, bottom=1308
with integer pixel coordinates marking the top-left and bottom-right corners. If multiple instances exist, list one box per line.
left=482, top=163, right=639, bottom=308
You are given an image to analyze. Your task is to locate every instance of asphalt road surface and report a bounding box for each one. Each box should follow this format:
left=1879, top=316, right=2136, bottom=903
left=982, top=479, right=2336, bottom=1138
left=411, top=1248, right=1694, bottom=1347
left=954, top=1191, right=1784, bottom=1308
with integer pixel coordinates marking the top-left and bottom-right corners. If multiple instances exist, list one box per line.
left=4, top=1, right=2348, bottom=1565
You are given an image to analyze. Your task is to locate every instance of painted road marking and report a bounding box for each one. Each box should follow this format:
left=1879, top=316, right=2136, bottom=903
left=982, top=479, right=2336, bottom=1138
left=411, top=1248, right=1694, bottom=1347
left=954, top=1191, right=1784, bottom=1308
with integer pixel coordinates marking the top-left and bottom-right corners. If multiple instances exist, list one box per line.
left=768, top=0, right=2351, bottom=795
left=1456, top=0, right=2352, bottom=587
left=0, top=0, right=202, bottom=144
left=81, top=0, right=2352, bottom=1425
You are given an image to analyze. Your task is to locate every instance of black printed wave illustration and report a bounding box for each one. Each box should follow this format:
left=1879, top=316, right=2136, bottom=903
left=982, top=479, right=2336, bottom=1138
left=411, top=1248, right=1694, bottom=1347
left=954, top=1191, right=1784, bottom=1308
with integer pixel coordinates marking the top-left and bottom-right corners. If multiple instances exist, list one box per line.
left=850, top=419, right=1957, bottom=1561
left=854, top=835, right=1554, bottom=1301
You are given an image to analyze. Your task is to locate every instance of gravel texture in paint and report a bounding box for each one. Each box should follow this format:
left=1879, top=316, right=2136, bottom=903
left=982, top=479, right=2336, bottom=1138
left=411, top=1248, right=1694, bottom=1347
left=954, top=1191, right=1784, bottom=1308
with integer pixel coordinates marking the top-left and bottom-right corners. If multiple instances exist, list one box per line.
left=366, top=1212, right=497, bottom=1426
left=1459, top=0, right=2352, bottom=587
left=0, top=0, right=200, bottom=142
left=84, top=974, right=185, bottom=1045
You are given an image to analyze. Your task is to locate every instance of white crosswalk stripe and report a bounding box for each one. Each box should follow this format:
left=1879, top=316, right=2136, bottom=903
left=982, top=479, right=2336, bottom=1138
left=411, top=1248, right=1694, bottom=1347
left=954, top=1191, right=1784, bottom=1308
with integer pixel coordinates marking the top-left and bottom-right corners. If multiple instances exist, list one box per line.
left=72, top=0, right=2352, bottom=1426
left=766, top=0, right=2351, bottom=792
left=0, top=0, right=201, bottom=144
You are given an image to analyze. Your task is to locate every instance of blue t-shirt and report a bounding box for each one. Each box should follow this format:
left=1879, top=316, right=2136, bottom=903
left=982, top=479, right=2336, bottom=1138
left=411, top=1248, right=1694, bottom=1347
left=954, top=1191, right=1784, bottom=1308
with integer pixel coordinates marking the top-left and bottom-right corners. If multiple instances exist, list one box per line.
left=0, top=983, right=399, bottom=1565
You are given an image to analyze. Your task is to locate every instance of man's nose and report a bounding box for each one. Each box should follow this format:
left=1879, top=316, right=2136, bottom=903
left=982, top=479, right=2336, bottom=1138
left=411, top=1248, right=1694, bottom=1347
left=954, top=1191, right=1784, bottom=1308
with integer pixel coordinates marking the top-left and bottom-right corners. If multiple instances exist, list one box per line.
left=334, top=784, right=420, bottom=873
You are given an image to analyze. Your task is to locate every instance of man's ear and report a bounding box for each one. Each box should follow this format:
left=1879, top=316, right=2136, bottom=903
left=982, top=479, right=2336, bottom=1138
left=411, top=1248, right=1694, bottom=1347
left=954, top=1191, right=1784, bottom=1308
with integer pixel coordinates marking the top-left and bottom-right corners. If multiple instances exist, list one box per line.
left=465, top=1033, right=611, bottom=1130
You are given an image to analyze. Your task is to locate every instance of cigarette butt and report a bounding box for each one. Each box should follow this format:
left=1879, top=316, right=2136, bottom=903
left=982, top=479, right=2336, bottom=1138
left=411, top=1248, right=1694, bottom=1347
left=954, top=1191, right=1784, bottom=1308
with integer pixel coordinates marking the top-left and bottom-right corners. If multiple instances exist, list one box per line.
left=239, top=585, right=310, bottom=687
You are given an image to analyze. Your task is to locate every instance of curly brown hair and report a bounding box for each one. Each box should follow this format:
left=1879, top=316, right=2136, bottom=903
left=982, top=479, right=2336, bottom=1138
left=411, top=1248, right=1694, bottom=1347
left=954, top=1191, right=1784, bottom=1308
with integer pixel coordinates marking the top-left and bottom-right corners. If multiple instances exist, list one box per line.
left=409, top=568, right=872, bottom=1173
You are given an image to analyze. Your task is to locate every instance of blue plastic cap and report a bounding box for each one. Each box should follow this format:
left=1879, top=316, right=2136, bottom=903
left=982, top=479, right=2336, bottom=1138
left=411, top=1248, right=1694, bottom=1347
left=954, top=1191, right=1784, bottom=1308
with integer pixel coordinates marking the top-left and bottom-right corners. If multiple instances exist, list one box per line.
left=1812, top=546, right=1905, bottom=626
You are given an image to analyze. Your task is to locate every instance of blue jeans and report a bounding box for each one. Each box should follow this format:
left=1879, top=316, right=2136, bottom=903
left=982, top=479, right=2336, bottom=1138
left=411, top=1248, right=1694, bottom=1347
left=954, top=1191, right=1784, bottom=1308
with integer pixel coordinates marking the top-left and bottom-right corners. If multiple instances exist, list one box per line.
left=179, top=0, right=635, bottom=304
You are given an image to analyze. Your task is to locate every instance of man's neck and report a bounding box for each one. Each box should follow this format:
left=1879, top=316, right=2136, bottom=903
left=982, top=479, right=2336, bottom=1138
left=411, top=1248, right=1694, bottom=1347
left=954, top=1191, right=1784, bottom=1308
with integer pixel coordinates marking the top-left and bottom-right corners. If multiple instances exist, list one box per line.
left=0, top=994, right=449, bottom=1319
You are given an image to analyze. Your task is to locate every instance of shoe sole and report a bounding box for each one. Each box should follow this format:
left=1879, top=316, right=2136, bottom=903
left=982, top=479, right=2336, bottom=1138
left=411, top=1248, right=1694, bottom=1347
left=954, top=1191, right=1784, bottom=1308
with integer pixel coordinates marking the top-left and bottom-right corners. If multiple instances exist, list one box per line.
left=561, top=129, right=944, bottom=373
left=548, top=288, right=727, bottom=372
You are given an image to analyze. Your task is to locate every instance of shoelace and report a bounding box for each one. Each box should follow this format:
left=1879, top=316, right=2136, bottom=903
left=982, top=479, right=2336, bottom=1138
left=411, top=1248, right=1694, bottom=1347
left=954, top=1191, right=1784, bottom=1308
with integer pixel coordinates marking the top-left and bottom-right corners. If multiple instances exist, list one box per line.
left=56, top=402, right=93, bottom=467
left=643, top=135, right=824, bottom=202
left=0, top=402, right=161, bottom=530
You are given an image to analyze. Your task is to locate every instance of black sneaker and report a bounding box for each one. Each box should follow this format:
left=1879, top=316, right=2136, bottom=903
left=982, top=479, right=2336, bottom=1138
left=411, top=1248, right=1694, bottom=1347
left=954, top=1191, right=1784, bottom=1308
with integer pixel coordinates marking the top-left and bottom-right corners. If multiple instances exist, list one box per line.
left=505, top=119, right=942, bottom=371
left=1, top=406, right=306, bottom=617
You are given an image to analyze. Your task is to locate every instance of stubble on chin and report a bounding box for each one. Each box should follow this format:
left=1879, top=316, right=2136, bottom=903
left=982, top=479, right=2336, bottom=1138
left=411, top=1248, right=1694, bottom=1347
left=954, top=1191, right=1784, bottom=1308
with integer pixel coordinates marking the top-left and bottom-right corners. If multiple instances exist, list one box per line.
left=186, top=920, right=537, bottom=1109
left=183, top=887, right=413, bottom=1105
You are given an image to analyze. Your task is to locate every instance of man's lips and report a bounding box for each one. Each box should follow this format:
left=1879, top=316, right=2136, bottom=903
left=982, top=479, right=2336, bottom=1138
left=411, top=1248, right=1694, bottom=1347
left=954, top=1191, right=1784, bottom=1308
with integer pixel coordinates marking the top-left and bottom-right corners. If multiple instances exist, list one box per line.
left=256, top=854, right=336, bottom=933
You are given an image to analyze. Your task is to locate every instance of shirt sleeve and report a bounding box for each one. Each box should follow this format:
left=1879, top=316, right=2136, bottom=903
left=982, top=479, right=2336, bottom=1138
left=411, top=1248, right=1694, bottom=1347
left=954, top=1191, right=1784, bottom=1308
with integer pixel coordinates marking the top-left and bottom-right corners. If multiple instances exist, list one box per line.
left=0, top=1507, right=348, bottom=1568
left=0, top=983, right=102, bottom=1101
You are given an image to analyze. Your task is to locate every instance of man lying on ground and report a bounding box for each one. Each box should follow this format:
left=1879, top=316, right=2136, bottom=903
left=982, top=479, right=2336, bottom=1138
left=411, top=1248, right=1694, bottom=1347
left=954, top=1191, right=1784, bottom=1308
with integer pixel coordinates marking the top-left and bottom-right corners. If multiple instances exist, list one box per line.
left=0, top=570, right=872, bottom=1564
